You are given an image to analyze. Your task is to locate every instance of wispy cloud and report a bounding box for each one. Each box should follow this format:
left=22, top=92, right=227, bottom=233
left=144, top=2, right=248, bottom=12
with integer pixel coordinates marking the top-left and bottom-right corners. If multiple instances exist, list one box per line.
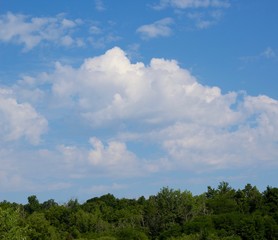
left=261, top=47, right=276, bottom=59
left=240, top=47, right=277, bottom=65
left=125, top=43, right=142, bottom=61
left=153, top=0, right=230, bottom=10
left=89, top=25, right=102, bottom=35
left=87, top=21, right=121, bottom=48
left=187, top=10, right=223, bottom=29
left=0, top=12, right=83, bottom=51
left=95, top=0, right=106, bottom=11
left=136, top=18, right=174, bottom=39
left=87, top=34, right=121, bottom=49
left=152, top=0, right=229, bottom=30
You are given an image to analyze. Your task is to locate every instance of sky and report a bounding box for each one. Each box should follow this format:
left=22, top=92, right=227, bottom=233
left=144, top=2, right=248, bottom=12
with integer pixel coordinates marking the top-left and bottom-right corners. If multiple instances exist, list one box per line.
left=0, top=0, right=277, bottom=204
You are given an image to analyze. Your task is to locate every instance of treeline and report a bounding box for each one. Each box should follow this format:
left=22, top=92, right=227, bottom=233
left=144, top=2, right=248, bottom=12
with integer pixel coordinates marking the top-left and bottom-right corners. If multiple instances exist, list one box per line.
left=0, top=182, right=278, bottom=240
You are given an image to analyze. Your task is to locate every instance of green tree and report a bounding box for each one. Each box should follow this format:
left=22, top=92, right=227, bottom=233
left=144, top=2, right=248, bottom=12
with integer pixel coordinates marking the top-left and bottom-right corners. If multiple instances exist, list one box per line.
left=0, top=207, right=29, bottom=240
left=144, top=187, right=194, bottom=238
left=206, top=182, right=237, bottom=214
left=183, top=215, right=213, bottom=236
left=41, top=199, right=58, bottom=210
left=115, top=227, right=149, bottom=240
left=25, top=195, right=40, bottom=214
left=44, top=204, right=71, bottom=231
left=235, top=184, right=262, bottom=214
left=263, top=215, right=278, bottom=239
left=27, top=212, right=60, bottom=240
left=263, top=186, right=278, bottom=215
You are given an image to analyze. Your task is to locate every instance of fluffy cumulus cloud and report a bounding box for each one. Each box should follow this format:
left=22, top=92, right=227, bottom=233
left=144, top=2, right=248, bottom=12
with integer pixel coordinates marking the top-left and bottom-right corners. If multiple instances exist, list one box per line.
left=0, top=88, right=47, bottom=144
left=47, top=47, right=238, bottom=128
left=4, top=47, right=278, bottom=194
left=153, top=0, right=230, bottom=10
left=0, top=88, right=48, bottom=192
left=88, top=137, right=141, bottom=177
left=20, top=47, right=277, bottom=170
left=136, top=18, right=174, bottom=39
left=0, top=12, right=83, bottom=50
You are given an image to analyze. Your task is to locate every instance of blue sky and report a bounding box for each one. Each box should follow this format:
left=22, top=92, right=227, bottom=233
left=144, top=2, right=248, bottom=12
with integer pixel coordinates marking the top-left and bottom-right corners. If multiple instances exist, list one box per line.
left=0, top=0, right=277, bottom=203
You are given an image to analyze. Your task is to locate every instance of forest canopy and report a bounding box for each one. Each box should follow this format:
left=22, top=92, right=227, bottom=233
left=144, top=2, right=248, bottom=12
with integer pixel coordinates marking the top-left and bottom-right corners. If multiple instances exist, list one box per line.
left=0, top=182, right=277, bottom=240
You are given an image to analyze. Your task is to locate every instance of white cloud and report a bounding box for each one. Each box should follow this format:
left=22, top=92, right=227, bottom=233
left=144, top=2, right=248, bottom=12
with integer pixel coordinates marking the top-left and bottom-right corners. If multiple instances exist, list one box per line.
left=0, top=12, right=121, bottom=51
left=88, top=137, right=141, bottom=177
left=14, top=47, right=278, bottom=177
left=0, top=46, right=277, bottom=198
left=136, top=18, right=174, bottom=39
left=90, top=25, right=102, bottom=35
left=0, top=12, right=83, bottom=51
left=153, top=0, right=230, bottom=10
left=144, top=93, right=278, bottom=171
left=61, top=35, right=74, bottom=46
left=47, top=47, right=238, bottom=128
left=152, top=1, right=229, bottom=30
left=0, top=88, right=47, bottom=144
left=57, top=145, right=87, bottom=168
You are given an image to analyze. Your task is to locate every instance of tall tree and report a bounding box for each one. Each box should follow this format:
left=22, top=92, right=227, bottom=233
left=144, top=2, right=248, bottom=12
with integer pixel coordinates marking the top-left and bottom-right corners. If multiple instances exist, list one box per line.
left=25, top=195, right=40, bottom=214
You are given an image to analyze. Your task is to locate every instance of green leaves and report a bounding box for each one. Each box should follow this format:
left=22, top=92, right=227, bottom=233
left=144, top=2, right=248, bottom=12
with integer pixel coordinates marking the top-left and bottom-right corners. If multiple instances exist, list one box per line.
left=0, top=207, right=29, bottom=240
left=0, top=183, right=277, bottom=239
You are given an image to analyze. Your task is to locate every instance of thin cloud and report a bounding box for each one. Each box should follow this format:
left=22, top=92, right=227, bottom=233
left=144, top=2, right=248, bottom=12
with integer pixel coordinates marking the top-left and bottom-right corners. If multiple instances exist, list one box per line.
left=187, top=10, right=223, bottom=29
left=125, top=43, right=142, bottom=61
left=89, top=25, right=102, bottom=35
left=152, top=1, right=229, bottom=30
left=261, top=47, right=276, bottom=59
left=240, top=47, right=277, bottom=65
left=95, top=0, right=106, bottom=11
left=87, top=21, right=121, bottom=49
left=136, top=18, right=174, bottom=39
left=153, top=0, right=230, bottom=10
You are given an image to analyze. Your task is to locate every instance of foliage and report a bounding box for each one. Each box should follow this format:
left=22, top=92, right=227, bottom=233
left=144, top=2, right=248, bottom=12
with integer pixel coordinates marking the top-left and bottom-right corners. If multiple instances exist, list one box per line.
left=0, top=183, right=277, bottom=240
left=0, top=207, right=29, bottom=240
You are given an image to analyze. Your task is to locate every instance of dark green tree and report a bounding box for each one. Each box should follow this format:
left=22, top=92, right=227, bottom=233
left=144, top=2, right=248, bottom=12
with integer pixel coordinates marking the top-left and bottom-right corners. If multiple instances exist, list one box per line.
left=263, top=186, right=278, bottom=215
left=206, top=182, right=237, bottom=214
left=25, top=195, right=40, bottom=214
